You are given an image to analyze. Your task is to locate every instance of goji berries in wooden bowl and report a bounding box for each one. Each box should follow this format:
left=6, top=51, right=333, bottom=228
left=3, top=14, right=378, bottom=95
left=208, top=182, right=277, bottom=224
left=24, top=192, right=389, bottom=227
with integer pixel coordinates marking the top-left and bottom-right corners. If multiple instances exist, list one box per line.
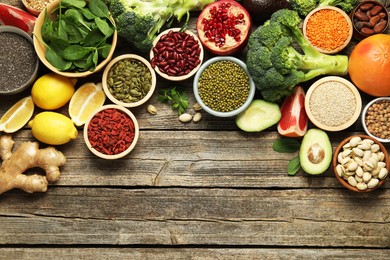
left=303, top=6, right=353, bottom=54
left=102, top=54, right=156, bottom=108
left=350, top=0, right=388, bottom=40
left=150, top=28, right=204, bottom=81
left=83, top=105, right=139, bottom=159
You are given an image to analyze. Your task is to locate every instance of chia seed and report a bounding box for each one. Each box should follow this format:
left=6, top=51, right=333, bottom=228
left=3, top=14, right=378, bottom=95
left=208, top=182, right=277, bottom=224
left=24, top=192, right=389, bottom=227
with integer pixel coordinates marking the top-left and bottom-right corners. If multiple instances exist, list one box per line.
left=0, top=32, right=38, bottom=93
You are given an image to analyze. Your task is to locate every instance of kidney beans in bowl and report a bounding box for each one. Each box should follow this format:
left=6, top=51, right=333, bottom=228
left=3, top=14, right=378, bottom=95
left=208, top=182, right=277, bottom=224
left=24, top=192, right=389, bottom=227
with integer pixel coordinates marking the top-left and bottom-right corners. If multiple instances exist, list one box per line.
left=150, top=28, right=204, bottom=81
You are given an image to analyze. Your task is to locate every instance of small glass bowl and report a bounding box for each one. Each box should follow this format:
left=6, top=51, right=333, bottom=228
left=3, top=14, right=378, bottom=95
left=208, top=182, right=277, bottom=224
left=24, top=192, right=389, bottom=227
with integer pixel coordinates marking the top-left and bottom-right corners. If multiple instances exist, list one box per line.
left=305, top=76, right=362, bottom=132
left=362, top=97, right=390, bottom=143
left=193, top=56, right=256, bottom=118
left=303, top=6, right=353, bottom=54
left=33, top=0, right=117, bottom=77
left=0, top=26, right=39, bottom=95
left=102, top=54, right=156, bottom=108
left=333, top=135, right=389, bottom=192
left=83, top=105, right=139, bottom=159
left=150, top=28, right=204, bottom=81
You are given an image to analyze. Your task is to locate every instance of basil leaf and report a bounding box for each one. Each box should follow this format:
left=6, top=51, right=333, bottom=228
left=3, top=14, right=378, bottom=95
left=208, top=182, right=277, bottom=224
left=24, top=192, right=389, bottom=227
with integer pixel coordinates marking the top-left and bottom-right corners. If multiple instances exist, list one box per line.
left=45, top=46, right=72, bottom=71
left=94, top=17, right=114, bottom=37
left=61, top=0, right=86, bottom=9
left=272, top=138, right=301, bottom=153
left=62, top=45, right=91, bottom=61
left=287, top=156, right=301, bottom=176
left=88, top=0, right=110, bottom=18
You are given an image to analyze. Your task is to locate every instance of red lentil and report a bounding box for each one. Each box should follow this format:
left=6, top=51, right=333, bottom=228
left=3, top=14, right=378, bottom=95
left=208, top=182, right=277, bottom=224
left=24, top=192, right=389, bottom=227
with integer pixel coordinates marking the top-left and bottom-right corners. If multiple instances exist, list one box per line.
left=87, top=108, right=135, bottom=155
left=306, top=9, right=350, bottom=51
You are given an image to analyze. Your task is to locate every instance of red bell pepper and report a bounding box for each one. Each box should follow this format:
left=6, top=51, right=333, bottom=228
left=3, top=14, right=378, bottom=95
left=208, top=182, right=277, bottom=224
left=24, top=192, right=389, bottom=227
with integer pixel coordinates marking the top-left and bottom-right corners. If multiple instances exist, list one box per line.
left=0, top=3, right=36, bottom=36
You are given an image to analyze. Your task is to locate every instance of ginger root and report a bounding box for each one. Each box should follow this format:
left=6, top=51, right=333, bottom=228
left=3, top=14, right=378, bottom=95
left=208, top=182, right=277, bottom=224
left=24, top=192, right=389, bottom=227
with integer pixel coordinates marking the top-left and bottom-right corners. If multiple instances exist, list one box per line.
left=0, top=134, right=66, bottom=194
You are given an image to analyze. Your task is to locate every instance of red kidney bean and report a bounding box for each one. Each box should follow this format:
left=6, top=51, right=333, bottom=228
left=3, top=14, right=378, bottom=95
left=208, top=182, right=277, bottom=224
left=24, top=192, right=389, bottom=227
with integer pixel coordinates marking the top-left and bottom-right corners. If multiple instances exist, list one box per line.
left=353, top=2, right=388, bottom=36
left=151, top=30, right=201, bottom=77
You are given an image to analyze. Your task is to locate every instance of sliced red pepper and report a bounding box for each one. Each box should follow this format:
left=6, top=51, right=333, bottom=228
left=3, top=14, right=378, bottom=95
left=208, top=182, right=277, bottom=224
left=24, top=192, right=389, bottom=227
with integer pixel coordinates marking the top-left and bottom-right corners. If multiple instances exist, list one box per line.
left=0, top=4, right=36, bottom=36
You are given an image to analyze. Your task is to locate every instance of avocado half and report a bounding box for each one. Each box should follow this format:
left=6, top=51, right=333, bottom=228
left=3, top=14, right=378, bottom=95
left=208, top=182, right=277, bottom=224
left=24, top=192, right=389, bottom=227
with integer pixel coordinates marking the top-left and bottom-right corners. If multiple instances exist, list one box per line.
left=240, top=0, right=292, bottom=23
left=299, top=128, right=333, bottom=175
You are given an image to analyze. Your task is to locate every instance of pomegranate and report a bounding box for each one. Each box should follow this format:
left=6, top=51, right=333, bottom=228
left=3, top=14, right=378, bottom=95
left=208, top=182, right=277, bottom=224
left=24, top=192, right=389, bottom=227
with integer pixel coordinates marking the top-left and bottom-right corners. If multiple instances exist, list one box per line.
left=196, top=0, right=252, bottom=55
left=277, top=86, right=308, bottom=138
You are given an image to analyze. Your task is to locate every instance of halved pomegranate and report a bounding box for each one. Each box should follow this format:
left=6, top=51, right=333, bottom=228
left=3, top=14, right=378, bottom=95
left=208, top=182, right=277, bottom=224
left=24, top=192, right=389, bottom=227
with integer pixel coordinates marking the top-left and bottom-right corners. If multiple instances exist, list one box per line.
left=196, top=0, right=252, bottom=55
left=277, top=86, right=308, bottom=138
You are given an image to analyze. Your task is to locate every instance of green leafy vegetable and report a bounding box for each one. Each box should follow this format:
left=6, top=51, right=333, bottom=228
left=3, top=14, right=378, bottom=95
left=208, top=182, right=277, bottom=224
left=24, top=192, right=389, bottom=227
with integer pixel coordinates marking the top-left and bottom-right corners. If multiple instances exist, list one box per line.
left=272, top=138, right=300, bottom=153
left=287, top=156, right=301, bottom=176
left=158, top=87, right=189, bottom=115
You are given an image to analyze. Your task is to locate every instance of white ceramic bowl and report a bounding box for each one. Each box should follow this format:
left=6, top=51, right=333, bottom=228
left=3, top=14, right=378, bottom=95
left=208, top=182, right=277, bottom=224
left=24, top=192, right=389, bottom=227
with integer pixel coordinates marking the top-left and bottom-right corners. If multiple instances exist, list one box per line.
left=102, top=54, right=156, bottom=108
left=150, top=28, right=204, bottom=81
left=0, top=26, right=39, bottom=95
left=362, top=97, right=390, bottom=143
left=83, top=105, right=139, bottom=159
left=193, top=56, right=256, bottom=118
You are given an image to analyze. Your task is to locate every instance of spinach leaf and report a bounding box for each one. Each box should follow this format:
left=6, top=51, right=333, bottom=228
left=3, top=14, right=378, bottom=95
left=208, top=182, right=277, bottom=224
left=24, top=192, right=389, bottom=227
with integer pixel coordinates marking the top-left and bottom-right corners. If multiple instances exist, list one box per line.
left=81, top=8, right=96, bottom=20
left=64, top=8, right=92, bottom=31
left=92, top=49, right=99, bottom=68
left=287, top=156, right=301, bottom=176
left=94, top=17, right=114, bottom=37
left=272, top=138, right=301, bottom=153
left=62, top=45, right=92, bottom=61
left=61, top=0, right=86, bottom=9
left=45, top=45, right=72, bottom=71
left=88, top=0, right=110, bottom=18
left=65, top=23, right=84, bottom=43
left=83, top=28, right=105, bottom=47
left=98, top=43, right=111, bottom=58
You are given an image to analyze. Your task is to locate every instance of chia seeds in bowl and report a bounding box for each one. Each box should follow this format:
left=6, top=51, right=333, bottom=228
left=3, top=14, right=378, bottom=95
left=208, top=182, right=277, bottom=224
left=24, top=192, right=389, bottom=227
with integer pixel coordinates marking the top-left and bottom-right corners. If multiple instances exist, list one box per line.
left=0, top=26, right=39, bottom=95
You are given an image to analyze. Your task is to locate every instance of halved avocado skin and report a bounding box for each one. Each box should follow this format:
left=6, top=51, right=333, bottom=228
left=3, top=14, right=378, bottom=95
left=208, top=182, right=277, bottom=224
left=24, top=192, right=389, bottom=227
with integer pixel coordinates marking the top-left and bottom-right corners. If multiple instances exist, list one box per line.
left=240, top=0, right=292, bottom=24
left=299, top=128, right=333, bottom=175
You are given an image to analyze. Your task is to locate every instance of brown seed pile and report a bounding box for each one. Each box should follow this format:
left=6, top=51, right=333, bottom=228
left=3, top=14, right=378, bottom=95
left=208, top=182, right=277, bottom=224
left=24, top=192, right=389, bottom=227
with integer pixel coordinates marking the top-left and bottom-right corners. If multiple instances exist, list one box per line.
left=365, top=99, right=390, bottom=140
left=25, top=0, right=55, bottom=12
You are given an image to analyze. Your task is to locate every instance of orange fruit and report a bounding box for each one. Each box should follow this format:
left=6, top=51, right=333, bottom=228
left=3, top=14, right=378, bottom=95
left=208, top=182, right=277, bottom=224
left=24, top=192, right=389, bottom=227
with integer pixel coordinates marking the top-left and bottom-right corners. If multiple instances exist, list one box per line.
left=68, top=82, right=106, bottom=126
left=0, top=96, right=35, bottom=133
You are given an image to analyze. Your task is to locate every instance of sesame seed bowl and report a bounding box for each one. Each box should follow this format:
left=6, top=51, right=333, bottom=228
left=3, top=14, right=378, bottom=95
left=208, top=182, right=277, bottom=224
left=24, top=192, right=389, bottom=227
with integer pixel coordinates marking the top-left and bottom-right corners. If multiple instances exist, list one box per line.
left=303, top=6, right=353, bottom=54
left=362, top=97, right=390, bottom=143
left=193, top=56, right=256, bottom=118
left=305, top=76, right=362, bottom=132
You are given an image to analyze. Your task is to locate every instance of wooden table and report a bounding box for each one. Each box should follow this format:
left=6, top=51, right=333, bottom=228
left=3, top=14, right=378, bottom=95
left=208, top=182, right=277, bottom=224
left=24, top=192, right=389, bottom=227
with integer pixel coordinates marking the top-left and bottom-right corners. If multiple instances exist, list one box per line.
left=1, top=0, right=389, bottom=258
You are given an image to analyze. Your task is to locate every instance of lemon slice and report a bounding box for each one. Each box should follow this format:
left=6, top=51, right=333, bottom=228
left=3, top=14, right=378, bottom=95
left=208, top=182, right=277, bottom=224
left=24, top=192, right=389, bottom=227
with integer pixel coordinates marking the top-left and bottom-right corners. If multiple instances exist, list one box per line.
left=0, top=96, right=35, bottom=133
left=68, top=82, right=106, bottom=126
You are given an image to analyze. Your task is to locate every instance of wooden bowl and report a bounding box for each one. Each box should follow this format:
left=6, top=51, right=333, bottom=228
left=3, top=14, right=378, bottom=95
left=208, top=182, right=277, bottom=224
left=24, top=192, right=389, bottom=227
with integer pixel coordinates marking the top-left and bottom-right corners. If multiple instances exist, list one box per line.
left=33, top=0, right=117, bottom=78
left=303, top=6, right=353, bottom=54
left=83, top=105, right=139, bottom=159
left=333, top=135, right=389, bottom=192
left=362, top=97, right=390, bottom=143
left=305, top=76, right=362, bottom=132
left=22, top=0, right=52, bottom=16
left=150, top=28, right=204, bottom=81
left=102, top=54, right=156, bottom=108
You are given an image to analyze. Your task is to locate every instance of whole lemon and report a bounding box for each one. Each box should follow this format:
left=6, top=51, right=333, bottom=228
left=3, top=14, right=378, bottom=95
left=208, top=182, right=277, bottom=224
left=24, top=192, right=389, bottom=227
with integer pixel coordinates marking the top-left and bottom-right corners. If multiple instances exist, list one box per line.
left=28, top=112, right=78, bottom=145
left=31, top=73, right=76, bottom=110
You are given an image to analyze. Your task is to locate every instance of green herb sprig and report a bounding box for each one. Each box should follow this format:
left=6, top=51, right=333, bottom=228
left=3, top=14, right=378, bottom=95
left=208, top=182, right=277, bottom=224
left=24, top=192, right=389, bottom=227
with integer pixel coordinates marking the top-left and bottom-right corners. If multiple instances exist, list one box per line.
left=157, top=87, right=189, bottom=115
left=272, top=138, right=301, bottom=176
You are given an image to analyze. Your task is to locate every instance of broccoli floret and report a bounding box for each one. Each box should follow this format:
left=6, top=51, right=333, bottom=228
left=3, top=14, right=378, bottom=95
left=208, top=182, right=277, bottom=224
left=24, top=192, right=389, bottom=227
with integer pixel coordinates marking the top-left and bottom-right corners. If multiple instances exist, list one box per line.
left=289, top=0, right=317, bottom=16
left=106, top=0, right=215, bottom=53
left=318, top=0, right=358, bottom=13
left=246, top=9, right=348, bottom=103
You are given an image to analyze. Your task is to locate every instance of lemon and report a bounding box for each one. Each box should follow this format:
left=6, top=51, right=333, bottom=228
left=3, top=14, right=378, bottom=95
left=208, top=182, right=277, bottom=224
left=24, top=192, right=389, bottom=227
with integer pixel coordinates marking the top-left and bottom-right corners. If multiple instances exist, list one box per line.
left=0, top=96, right=35, bottom=133
left=31, top=73, right=76, bottom=110
left=68, top=82, right=106, bottom=126
left=28, top=112, right=78, bottom=145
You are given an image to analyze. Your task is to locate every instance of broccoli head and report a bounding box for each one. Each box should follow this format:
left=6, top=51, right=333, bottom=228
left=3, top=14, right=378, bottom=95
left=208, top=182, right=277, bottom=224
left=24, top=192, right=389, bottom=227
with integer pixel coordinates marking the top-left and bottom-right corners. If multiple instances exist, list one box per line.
left=289, top=0, right=317, bottom=16
left=318, top=0, right=358, bottom=13
left=246, top=9, right=348, bottom=103
left=106, top=0, right=215, bottom=53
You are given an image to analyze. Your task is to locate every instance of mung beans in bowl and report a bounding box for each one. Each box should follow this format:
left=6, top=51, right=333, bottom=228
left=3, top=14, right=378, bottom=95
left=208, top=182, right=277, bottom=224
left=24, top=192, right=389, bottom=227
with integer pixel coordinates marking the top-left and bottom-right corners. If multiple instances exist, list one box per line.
left=102, top=54, right=156, bottom=108
left=305, top=76, right=362, bottom=132
left=150, top=28, right=204, bottom=81
left=193, top=56, right=256, bottom=118
left=362, top=97, right=390, bottom=143
left=333, top=135, right=389, bottom=192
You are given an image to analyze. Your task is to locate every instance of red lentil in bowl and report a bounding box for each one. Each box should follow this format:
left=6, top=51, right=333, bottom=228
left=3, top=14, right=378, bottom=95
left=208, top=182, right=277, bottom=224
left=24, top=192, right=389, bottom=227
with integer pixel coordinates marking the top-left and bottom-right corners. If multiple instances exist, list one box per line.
left=83, top=105, right=139, bottom=159
left=303, top=6, right=353, bottom=54
left=305, top=76, right=362, bottom=132
left=362, top=97, right=390, bottom=143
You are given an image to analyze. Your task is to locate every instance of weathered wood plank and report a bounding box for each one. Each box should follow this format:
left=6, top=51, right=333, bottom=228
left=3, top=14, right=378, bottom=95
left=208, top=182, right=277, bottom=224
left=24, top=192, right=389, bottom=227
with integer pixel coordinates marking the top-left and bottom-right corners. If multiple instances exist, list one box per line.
left=0, top=188, right=389, bottom=246
left=0, top=248, right=389, bottom=260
